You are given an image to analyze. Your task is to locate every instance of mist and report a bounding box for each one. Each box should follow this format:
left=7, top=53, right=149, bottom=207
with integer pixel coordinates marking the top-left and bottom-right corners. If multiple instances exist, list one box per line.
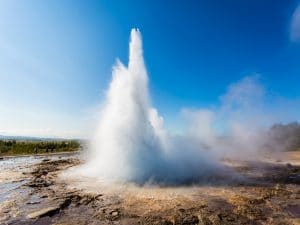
left=77, top=29, right=299, bottom=184
left=184, top=75, right=300, bottom=160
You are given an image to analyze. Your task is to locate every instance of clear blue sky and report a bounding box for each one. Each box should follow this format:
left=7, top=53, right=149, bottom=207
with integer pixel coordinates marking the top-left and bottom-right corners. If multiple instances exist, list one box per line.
left=0, top=0, right=300, bottom=138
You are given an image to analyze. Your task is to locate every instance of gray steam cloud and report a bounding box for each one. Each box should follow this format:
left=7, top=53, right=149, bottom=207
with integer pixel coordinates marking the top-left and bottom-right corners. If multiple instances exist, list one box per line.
left=183, top=75, right=300, bottom=160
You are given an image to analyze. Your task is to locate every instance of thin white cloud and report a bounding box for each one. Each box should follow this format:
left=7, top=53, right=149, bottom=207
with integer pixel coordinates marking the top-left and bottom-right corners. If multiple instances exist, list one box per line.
left=290, top=4, right=300, bottom=42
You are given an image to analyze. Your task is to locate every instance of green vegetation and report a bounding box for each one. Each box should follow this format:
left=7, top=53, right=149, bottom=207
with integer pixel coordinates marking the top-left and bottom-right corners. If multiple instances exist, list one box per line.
left=0, top=140, right=81, bottom=156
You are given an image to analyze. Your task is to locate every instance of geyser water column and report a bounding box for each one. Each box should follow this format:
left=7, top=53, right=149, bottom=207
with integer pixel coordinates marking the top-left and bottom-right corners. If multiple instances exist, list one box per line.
left=86, top=29, right=166, bottom=182
left=79, top=28, right=221, bottom=184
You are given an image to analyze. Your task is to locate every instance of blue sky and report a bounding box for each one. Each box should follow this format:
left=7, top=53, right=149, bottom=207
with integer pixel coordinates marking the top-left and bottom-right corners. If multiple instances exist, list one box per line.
left=0, top=0, right=300, bottom=138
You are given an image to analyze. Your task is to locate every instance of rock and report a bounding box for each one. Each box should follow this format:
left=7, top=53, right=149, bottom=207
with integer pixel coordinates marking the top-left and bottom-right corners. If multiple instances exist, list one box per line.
left=111, top=210, right=119, bottom=216
left=3, top=209, right=10, bottom=213
left=27, top=206, right=60, bottom=219
left=26, top=200, right=41, bottom=205
left=198, top=215, right=213, bottom=225
left=59, top=197, right=72, bottom=209
left=208, top=214, right=221, bottom=225
left=173, top=214, right=199, bottom=225
left=27, top=177, right=53, bottom=188
left=104, top=209, right=121, bottom=221
left=182, top=215, right=199, bottom=225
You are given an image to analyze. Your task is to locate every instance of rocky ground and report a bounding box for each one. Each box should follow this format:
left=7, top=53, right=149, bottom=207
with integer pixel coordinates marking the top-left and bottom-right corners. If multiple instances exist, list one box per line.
left=0, top=153, right=300, bottom=225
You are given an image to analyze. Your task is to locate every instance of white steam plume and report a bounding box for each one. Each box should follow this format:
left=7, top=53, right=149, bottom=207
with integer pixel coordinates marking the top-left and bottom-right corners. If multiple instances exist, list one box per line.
left=78, top=29, right=299, bottom=184
left=80, top=29, right=219, bottom=184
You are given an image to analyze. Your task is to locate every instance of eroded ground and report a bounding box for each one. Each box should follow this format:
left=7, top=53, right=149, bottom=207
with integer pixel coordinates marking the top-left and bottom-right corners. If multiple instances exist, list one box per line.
left=0, top=153, right=300, bottom=225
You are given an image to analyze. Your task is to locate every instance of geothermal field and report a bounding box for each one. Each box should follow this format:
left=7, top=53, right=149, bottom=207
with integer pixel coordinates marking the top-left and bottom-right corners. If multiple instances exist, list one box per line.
left=0, top=30, right=300, bottom=225
left=1, top=151, right=300, bottom=225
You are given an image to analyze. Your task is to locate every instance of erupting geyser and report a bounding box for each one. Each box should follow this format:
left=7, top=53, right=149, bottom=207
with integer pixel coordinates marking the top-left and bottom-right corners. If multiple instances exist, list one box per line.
left=81, top=29, right=219, bottom=184
left=87, top=29, right=167, bottom=181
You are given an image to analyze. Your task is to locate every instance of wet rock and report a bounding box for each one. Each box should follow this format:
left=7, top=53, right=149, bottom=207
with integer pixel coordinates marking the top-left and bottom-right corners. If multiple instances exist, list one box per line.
left=57, top=192, right=103, bottom=207
left=27, top=206, right=60, bottom=219
left=26, top=200, right=41, bottom=205
left=27, top=178, right=53, bottom=188
left=58, top=197, right=72, bottom=209
left=79, top=194, right=99, bottom=205
left=26, top=196, right=72, bottom=220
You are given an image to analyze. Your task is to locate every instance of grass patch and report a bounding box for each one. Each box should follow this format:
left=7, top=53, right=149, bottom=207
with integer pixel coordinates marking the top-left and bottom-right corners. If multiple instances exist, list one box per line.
left=0, top=140, right=82, bottom=156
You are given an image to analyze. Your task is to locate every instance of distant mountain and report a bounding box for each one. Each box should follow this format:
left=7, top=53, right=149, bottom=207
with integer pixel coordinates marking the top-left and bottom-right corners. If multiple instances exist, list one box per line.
left=0, top=135, right=72, bottom=141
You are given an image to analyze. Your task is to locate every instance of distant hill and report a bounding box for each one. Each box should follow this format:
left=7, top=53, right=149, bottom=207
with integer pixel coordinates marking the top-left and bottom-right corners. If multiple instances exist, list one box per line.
left=266, top=122, right=300, bottom=151
left=0, top=135, right=76, bottom=142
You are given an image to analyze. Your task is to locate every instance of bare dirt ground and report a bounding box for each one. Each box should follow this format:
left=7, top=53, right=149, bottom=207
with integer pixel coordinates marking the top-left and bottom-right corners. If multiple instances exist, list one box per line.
left=0, top=152, right=299, bottom=225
